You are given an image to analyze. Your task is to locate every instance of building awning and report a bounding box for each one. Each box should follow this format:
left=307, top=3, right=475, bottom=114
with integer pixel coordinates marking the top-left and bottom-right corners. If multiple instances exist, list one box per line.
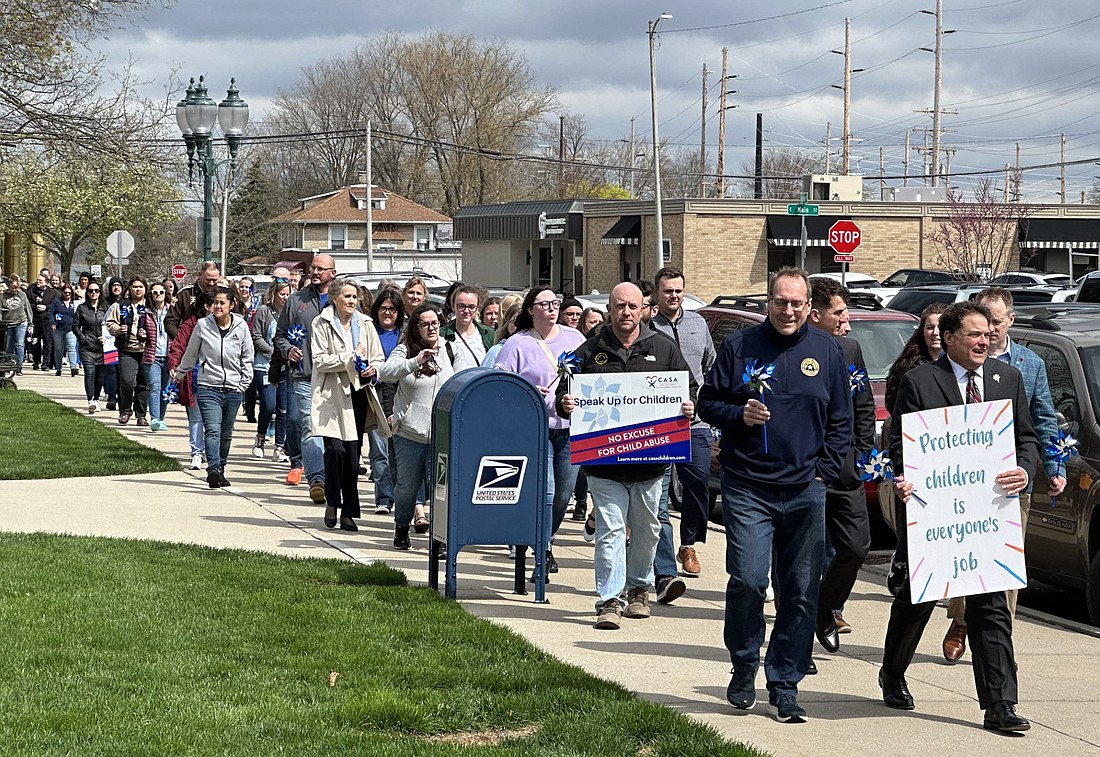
left=766, top=215, right=848, bottom=247
left=1018, top=218, right=1100, bottom=249
left=600, top=216, right=641, bottom=246
left=274, top=258, right=309, bottom=270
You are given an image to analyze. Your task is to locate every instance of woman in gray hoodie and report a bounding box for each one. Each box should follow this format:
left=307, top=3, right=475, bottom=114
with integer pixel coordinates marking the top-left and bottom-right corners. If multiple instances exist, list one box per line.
left=175, top=286, right=254, bottom=489
left=379, top=303, right=454, bottom=550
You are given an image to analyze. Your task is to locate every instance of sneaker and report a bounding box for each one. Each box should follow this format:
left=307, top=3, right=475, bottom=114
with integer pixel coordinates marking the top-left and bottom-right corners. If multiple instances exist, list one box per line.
left=106, top=401, right=117, bottom=411
left=251, top=444, right=265, bottom=459
left=768, top=690, right=808, bottom=723
left=834, top=611, right=852, bottom=634
left=508, top=545, right=517, bottom=560
left=582, top=513, right=596, bottom=543
left=309, top=482, right=327, bottom=504
left=594, top=600, right=622, bottom=630
left=624, top=588, right=650, bottom=618
left=207, top=470, right=223, bottom=489
left=272, top=446, right=289, bottom=463
left=286, top=467, right=303, bottom=486
left=374, top=502, right=393, bottom=515
left=87, top=401, right=97, bottom=414
left=189, top=454, right=203, bottom=470
left=655, top=575, right=686, bottom=604
left=726, top=667, right=758, bottom=710
left=570, top=504, right=588, bottom=521
left=150, top=420, right=167, bottom=431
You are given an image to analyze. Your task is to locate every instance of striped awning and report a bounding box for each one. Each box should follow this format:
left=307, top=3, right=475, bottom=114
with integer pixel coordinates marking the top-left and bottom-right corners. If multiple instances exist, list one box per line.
left=766, top=215, right=841, bottom=247
left=1018, top=218, right=1100, bottom=249
left=1019, top=240, right=1099, bottom=249
left=600, top=215, right=641, bottom=246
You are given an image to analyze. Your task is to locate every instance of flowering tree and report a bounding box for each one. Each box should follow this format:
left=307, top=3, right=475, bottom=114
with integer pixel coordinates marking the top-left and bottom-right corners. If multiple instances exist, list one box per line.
left=927, top=178, right=1033, bottom=280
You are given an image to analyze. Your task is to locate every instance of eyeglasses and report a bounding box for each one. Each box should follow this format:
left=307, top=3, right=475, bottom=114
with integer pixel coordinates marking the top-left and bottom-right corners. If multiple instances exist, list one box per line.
left=533, top=299, right=561, bottom=311
left=152, top=290, right=166, bottom=295
left=378, top=306, right=398, bottom=313
left=418, top=321, right=440, bottom=330
left=309, top=266, right=334, bottom=273
left=455, top=303, right=478, bottom=311
left=87, top=288, right=100, bottom=293
left=769, top=298, right=807, bottom=311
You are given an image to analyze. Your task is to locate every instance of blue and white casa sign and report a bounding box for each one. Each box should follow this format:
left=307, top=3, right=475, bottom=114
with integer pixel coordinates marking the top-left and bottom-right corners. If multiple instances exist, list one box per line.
left=569, top=371, right=691, bottom=465
left=901, top=399, right=1025, bottom=602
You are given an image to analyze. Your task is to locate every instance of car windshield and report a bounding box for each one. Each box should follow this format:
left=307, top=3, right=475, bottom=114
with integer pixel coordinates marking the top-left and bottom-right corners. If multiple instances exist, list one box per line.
left=886, top=289, right=957, bottom=316
left=848, top=318, right=918, bottom=380
left=1044, top=275, right=1074, bottom=287
left=882, top=271, right=912, bottom=287
left=1081, top=346, right=1100, bottom=421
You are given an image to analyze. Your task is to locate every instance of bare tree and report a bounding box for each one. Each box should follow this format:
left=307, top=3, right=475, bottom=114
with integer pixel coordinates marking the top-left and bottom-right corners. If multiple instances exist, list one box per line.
left=735, top=147, right=823, bottom=200
left=927, top=178, right=1034, bottom=280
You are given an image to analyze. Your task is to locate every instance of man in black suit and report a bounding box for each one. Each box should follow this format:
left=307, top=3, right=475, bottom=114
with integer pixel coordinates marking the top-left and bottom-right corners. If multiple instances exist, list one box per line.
left=881, top=301, right=1039, bottom=733
left=808, top=278, right=876, bottom=653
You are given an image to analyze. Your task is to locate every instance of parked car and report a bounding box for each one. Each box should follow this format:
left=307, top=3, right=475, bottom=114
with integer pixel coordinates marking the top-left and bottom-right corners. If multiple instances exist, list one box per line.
left=990, top=271, right=1076, bottom=288
left=1009, top=303, right=1100, bottom=624
left=886, top=283, right=988, bottom=316
left=344, top=270, right=454, bottom=293
left=578, top=290, right=707, bottom=313
left=809, top=272, right=901, bottom=307
left=881, top=268, right=965, bottom=288
left=696, top=293, right=918, bottom=540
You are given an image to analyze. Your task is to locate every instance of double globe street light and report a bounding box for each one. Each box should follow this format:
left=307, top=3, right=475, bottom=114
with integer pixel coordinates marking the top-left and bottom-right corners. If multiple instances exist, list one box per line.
left=176, top=77, right=249, bottom=263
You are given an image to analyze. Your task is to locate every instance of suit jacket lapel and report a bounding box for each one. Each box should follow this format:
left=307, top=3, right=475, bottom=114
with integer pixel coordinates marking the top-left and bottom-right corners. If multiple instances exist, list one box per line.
left=931, top=355, right=963, bottom=405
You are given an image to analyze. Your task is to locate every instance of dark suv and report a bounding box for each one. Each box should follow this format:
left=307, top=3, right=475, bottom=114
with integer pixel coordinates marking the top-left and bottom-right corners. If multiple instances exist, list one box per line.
left=696, top=294, right=918, bottom=536
left=881, top=269, right=964, bottom=288
left=1010, top=304, right=1100, bottom=624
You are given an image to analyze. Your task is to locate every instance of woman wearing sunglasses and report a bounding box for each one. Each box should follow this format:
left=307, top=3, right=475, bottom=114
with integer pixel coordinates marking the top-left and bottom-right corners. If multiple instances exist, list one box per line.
left=143, top=284, right=172, bottom=431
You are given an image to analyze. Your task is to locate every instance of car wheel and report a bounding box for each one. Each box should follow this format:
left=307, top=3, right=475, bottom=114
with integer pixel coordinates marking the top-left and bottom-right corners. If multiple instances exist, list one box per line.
left=1088, top=551, right=1100, bottom=626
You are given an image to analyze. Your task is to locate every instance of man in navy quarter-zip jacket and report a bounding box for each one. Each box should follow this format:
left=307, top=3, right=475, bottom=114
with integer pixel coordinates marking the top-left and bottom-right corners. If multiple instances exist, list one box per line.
left=698, top=266, right=851, bottom=724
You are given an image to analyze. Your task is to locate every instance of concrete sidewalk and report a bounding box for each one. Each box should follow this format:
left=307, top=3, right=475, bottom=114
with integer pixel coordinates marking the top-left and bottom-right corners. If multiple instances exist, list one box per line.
left=6, top=370, right=1100, bottom=756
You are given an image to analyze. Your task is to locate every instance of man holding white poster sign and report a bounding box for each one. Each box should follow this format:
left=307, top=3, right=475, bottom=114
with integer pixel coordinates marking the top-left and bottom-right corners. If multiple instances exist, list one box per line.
left=884, top=301, right=1040, bottom=733
left=558, top=282, right=696, bottom=631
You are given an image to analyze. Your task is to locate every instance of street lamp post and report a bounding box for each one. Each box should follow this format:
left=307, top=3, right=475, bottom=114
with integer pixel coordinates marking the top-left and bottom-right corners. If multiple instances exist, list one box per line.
left=176, top=76, right=249, bottom=263
left=648, top=13, right=672, bottom=276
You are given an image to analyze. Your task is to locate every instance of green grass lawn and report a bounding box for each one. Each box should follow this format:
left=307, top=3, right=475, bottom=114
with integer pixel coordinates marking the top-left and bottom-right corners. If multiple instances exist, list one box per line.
left=0, top=390, right=180, bottom=479
left=0, top=534, right=763, bottom=757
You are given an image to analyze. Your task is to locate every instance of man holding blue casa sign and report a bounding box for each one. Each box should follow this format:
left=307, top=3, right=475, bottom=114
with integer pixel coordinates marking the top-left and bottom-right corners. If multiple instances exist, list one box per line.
left=557, top=282, right=696, bottom=631
left=886, top=301, right=1040, bottom=733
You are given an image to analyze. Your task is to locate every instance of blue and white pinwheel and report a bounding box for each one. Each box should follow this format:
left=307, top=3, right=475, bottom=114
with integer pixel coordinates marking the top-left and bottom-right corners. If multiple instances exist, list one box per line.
left=848, top=364, right=868, bottom=396
left=547, top=349, right=581, bottom=392
left=857, top=448, right=894, bottom=483
left=354, top=354, right=379, bottom=385
left=162, top=380, right=180, bottom=405
left=742, top=359, right=776, bottom=453
left=119, top=304, right=131, bottom=321
left=286, top=324, right=307, bottom=371
left=1045, top=429, right=1079, bottom=506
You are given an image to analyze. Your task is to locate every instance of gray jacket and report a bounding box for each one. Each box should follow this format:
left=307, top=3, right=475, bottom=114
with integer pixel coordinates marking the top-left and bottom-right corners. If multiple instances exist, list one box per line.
left=651, top=308, right=715, bottom=427
left=175, top=313, right=254, bottom=393
left=274, top=286, right=326, bottom=381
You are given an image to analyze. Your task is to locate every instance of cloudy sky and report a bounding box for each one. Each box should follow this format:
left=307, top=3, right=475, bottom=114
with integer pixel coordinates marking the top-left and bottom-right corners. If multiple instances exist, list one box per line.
left=103, top=0, right=1100, bottom=202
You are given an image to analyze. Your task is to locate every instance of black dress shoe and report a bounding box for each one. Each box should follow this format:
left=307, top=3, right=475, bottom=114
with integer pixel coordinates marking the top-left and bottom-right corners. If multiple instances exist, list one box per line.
left=879, top=670, right=915, bottom=710
left=217, top=471, right=231, bottom=488
left=206, top=470, right=223, bottom=489
left=324, top=506, right=337, bottom=528
left=983, top=701, right=1030, bottom=732
left=816, top=610, right=841, bottom=653
left=393, top=525, right=411, bottom=550
left=806, top=658, right=818, bottom=675
left=340, top=517, right=358, bottom=532
left=546, top=549, right=559, bottom=574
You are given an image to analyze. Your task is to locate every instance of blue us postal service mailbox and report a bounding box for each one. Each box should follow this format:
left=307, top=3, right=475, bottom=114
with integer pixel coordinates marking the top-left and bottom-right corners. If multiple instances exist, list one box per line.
left=428, top=367, right=549, bottom=601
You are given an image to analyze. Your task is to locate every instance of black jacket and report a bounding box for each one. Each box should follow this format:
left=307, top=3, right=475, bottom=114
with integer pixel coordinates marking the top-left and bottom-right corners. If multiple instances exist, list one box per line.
left=556, top=324, right=697, bottom=483
left=73, top=301, right=108, bottom=365
left=833, top=334, right=877, bottom=491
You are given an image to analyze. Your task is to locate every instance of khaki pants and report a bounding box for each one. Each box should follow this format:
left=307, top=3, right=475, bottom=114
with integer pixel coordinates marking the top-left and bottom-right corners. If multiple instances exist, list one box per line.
left=947, top=492, right=1030, bottom=626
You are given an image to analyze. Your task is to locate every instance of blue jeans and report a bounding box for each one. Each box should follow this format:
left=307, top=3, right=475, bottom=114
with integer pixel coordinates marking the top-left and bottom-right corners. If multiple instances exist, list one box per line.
left=547, top=428, right=579, bottom=538
left=654, top=427, right=713, bottom=578
left=5, top=323, right=27, bottom=369
left=82, top=361, right=105, bottom=401
left=51, top=329, right=78, bottom=371
left=392, top=435, right=431, bottom=528
left=286, top=378, right=324, bottom=483
left=721, top=474, right=825, bottom=695
left=256, top=370, right=287, bottom=446
left=368, top=428, right=395, bottom=509
left=587, top=474, right=663, bottom=608
left=187, top=403, right=205, bottom=456
left=145, top=357, right=168, bottom=421
left=103, top=363, right=118, bottom=403
left=194, top=386, right=242, bottom=473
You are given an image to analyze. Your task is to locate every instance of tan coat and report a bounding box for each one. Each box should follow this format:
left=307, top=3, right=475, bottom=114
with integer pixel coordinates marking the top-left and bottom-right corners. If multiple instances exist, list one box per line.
left=310, top=308, right=388, bottom=442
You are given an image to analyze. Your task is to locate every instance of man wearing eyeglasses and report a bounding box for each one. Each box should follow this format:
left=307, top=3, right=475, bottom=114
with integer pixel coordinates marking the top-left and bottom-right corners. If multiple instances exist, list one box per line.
left=166, top=261, right=226, bottom=340
left=439, top=284, right=494, bottom=372
left=275, top=254, right=337, bottom=503
left=698, top=266, right=852, bottom=724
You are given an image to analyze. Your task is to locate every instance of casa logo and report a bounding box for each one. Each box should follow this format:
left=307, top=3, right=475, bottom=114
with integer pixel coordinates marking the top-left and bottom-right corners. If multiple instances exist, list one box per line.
left=801, top=358, right=820, bottom=377
left=594, top=353, right=608, bottom=365
left=646, top=374, right=681, bottom=389
left=471, top=456, right=528, bottom=504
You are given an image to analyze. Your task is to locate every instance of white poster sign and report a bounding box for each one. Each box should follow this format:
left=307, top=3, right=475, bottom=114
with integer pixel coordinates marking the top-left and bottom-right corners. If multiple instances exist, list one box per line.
left=901, top=399, right=1026, bottom=602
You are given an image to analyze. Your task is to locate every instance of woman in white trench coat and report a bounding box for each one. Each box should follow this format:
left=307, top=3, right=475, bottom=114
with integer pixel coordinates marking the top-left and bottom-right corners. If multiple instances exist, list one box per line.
left=310, top=278, right=388, bottom=531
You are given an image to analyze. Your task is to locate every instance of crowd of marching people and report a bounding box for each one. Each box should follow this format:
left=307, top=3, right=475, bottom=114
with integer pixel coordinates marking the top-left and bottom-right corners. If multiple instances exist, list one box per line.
left=7, top=258, right=1055, bottom=731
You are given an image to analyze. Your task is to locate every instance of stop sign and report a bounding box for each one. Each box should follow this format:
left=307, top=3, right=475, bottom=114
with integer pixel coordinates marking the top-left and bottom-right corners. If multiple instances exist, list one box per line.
left=828, top=220, right=862, bottom=254
left=171, top=264, right=187, bottom=280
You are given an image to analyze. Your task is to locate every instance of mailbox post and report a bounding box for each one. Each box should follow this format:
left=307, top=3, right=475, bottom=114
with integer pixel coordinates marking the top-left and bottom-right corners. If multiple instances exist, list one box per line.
left=429, top=367, right=549, bottom=601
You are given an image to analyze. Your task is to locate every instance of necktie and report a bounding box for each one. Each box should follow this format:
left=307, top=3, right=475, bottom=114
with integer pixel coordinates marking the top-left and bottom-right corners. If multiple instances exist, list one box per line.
left=965, top=370, right=981, bottom=404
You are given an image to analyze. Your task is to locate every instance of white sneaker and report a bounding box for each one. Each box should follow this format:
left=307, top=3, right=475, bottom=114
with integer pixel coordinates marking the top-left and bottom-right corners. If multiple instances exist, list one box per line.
left=88, top=401, right=97, bottom=414
left=252, top=445, right=264, bottom=459
left=272, top=446, right=289, bottom=463
left=189, top=454, right=203, bottom=470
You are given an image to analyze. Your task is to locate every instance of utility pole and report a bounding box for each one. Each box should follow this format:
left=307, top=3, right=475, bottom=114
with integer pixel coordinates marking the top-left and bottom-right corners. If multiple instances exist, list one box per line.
left=824, top=121, right=832, bottom=173
left=944, top=147, right=956, bottom=189
left=716, top=47, right=729, bottom=198
left=903, top=130, right=910, bottom=187
left=700, top=62, right=713, bottom=198
left=755, top=114, right=763, bottom=200
left=1014, top=142, right=1022, bottom=203
left=628, top=117, right=636, bottom=197
left=558, top=114, right=565, bottom=199
left=930, top=0, right=943, bottom=186
left=879, top=147, right=886, bottom=200
left=1060, top=132, right=1067, bottom=205
left=841, top=18, right=852, bottom=173
left=365, top=119, right=373, bottom=271
left=1003, top=164, right=1011, bottom=203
